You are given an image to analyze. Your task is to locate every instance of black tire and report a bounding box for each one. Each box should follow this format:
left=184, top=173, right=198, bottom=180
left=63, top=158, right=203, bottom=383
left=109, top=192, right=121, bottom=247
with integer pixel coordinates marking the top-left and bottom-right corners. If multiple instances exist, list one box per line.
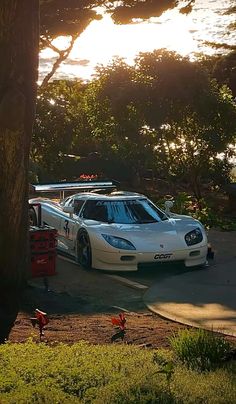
left=76, top=229, right=92, bottom=269
left=29, top=208, right=37, bottom=226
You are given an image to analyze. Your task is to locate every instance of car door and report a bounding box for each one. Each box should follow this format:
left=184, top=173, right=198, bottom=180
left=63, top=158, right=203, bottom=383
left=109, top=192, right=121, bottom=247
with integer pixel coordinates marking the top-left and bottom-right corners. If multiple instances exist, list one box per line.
left=41, top=202, right=63, bottom=231
left=58, top=198, right=85, bottom=253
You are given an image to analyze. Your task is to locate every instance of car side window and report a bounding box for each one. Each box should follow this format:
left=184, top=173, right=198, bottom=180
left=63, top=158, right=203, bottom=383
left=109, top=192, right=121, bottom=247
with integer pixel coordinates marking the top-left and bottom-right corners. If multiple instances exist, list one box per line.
left=81, top=200, right=108, bottom=222
left=61, top=196, right=72, bottom=206
left=67, top=198, right=74, bottom=206
left=72, top=199, right=85, bottom=215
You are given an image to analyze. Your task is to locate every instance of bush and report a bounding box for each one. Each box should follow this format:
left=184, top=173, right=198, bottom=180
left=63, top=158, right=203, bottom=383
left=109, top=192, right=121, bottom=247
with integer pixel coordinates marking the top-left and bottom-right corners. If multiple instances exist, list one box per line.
left=156, top=192, right=236, bottom=230
left=0, top=340, right=235, bottom=403
left=169, top=328, right=232, bottom=372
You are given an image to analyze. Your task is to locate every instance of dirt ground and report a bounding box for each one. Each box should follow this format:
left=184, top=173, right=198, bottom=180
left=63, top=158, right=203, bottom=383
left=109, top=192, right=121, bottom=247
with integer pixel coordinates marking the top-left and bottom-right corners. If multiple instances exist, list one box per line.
left=8, top=286, right=236, bottom=349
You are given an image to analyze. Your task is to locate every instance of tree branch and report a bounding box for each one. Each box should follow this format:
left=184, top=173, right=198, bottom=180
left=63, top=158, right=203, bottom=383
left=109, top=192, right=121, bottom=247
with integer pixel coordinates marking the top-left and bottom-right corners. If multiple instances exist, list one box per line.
left=40, top=36, right=63, bottom=54
left=40, top=35, right=76, bottom=88
left=204, top=41, right=236, bottom=52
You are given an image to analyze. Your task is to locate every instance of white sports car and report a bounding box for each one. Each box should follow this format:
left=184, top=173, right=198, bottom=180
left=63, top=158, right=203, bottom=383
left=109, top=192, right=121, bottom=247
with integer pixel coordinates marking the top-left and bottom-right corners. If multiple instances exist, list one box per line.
left=29, top=182, right=208, bottom=271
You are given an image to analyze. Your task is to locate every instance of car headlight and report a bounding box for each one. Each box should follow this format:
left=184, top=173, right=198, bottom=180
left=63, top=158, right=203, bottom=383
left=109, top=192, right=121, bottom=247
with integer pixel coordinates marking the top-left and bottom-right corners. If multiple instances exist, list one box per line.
left=102, top=234, right=136, bottom=250
left=185, top=228, right=203, bottom=246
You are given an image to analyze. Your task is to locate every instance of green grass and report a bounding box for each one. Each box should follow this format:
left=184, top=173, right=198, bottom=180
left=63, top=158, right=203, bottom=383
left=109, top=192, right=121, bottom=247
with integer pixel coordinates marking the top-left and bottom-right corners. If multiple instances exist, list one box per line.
left=169, top=328, right=232, bottom=371
left=0, top=340, right=236, bottom=403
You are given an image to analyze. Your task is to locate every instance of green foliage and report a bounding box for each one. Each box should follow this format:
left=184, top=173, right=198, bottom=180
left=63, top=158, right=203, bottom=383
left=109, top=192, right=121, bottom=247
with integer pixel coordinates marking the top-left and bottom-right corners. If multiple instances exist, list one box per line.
left=169, top=329, right=232, bottom=372
left=153, top=352, right=175, bottom=384
left=157, top=192, right=236, bottom=231
left=33, top=50, right=236, bottom=188
left=32, top=80, right=96, bottom=181
left=172, top=193, right=223, bottom=229
left=84, top=60, right=155, bottom=177
left=107, top=0, right=194, bottom=24
left=0, top=340, right=236, bottom=403
left=191, top=203, right=236, bottom=231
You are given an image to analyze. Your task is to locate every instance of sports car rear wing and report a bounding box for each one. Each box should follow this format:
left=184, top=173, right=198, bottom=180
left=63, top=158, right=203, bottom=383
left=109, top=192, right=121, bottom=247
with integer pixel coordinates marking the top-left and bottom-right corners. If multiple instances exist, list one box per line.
left=30, top=180, right=119, bottom=199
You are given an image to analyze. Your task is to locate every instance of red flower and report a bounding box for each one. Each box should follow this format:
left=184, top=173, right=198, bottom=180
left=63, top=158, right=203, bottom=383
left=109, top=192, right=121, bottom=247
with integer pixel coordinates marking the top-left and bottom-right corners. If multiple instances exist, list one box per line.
left=111, top=313, right=126, bottom=331
left=35, top=309, right=49, bottom=328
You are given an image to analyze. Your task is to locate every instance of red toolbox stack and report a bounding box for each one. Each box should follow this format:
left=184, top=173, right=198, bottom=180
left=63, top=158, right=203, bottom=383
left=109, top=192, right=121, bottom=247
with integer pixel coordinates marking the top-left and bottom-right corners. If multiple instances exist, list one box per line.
left=30, top=225, right=58, bottom=278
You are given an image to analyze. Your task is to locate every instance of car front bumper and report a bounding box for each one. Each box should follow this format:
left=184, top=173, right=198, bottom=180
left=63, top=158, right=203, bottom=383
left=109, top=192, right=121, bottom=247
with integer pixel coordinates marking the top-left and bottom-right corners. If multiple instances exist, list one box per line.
left=92, top=244, right=208, bottom=271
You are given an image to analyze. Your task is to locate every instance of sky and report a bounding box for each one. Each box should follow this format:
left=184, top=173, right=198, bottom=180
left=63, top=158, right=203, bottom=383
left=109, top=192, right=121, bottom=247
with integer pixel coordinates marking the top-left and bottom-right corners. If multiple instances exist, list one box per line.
left=39, top=0, right=236, bottom=82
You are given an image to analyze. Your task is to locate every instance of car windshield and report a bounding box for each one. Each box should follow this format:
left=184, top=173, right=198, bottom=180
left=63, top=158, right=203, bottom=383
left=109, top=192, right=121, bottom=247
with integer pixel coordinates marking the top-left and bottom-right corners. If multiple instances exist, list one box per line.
left=81, top=199, right=167, bottom=224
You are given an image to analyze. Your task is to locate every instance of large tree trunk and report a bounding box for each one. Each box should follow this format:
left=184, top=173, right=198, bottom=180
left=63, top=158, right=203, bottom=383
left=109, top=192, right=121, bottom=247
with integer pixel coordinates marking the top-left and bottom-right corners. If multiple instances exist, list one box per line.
left=0, top=1, right=39, bottom=342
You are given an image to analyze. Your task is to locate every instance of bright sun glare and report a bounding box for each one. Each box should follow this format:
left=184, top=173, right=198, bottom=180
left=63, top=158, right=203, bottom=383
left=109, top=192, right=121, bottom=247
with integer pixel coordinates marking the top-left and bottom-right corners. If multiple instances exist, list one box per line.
left=39, top=0, right=235, bottom=81
left=73, top=11, right=196, bottom=63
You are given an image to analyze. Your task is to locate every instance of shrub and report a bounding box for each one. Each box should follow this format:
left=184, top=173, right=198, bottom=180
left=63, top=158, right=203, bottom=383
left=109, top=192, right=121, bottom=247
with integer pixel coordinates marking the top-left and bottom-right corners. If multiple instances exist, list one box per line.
left=0, top=340, right=235, bottom=403
left=169, top=328, right=232, bottom=372
left=156, top=193, right=236, bottom=230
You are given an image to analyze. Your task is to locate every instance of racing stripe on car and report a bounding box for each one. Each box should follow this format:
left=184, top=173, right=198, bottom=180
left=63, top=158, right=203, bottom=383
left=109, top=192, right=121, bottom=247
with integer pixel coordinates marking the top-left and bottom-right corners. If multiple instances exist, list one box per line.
left=106, top=275, right=148, bottom=290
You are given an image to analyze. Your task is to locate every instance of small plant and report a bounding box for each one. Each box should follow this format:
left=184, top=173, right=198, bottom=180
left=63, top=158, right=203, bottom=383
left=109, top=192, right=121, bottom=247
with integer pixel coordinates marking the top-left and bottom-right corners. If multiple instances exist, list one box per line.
left=169, top=328, right=232, bottom=372
left=30, top=309, right=49, bottom=341
left=111, top=312, right=126, bottom=342
left=153, top=353, right=175, bottom=385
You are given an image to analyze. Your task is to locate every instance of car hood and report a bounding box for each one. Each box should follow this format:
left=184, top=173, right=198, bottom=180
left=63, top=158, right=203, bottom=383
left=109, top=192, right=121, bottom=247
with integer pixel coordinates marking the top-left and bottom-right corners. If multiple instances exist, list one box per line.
left=84, top=217, right=206, bottom=251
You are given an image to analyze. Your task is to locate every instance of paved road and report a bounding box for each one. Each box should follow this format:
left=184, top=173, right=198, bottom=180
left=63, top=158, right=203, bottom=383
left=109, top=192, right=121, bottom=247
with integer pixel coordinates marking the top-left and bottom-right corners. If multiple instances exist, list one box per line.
left=30, top=255, right=146, bottom=314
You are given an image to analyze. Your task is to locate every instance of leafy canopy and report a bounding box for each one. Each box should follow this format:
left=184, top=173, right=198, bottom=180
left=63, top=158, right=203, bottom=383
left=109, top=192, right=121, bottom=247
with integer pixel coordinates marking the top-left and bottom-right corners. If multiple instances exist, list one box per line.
left=40, top=0, right=195, bottom=39
left=33, top=50, right=236, bottom=195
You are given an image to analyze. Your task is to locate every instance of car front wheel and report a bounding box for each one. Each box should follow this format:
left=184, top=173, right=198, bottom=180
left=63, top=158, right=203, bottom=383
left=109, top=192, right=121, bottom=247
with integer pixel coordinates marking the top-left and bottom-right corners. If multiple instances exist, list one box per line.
left=76, top=229, right=92, bottom=269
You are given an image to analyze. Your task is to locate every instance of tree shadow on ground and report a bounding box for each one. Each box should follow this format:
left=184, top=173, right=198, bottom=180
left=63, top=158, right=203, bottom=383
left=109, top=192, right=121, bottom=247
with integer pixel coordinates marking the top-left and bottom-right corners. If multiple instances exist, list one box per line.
left=20, top=284, right=141, bottom=317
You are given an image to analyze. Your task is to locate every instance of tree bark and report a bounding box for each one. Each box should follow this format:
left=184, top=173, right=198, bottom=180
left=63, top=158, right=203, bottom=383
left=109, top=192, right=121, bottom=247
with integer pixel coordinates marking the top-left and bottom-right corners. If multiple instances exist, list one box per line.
left=0, top=1, right=39, bottom=342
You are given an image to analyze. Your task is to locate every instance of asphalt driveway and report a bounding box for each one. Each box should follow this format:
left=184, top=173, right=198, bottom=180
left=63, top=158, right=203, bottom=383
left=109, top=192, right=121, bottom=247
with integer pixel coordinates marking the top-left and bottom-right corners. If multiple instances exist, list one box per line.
left=144, top=229, right=236, bottom=336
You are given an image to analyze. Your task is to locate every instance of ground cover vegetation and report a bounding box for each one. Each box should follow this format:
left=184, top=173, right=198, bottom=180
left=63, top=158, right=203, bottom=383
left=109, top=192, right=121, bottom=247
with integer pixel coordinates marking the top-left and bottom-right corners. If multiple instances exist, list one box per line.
left=0, top=0, right=235, bottom=344
left=0, top=330, right=236, bottom=403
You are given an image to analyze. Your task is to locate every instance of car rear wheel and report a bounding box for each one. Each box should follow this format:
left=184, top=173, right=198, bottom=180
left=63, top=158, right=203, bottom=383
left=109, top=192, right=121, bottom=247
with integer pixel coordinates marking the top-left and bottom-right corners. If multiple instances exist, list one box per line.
left=29, top=208, right=37, bottom=226
left=76, top=229, right=92, bottom=269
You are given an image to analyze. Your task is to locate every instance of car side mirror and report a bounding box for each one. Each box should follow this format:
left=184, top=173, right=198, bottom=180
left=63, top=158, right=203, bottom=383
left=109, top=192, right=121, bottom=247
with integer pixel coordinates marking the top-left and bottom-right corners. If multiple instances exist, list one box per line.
left=63, top=206, right=74, bottom=217
left=164, top=200, right=174, bottom=214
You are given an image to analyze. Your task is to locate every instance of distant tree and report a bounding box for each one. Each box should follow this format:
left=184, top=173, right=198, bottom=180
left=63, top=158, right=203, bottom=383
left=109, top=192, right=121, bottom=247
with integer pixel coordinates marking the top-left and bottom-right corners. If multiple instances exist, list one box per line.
left=211, top=52, right=236, bottom=97
left=84, top=51, right=236, bottom=197
left=0, top=1, right=39, bottom=342
left=202, top=5, right=236, bottom=96
left=32, top=80, right=93, bottom=180
left=83, top=59, right=155, bottom=184
left=135, top=50, right=236, bottom=198
left=197, top=50, right=236, bottom=99
left=34, top=49, right=236, bottom=196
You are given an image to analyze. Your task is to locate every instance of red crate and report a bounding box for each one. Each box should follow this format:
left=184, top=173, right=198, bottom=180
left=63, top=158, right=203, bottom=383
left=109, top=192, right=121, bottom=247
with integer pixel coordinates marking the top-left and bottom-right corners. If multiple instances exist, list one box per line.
left=31, top=251, right=56, bottom=278
left=29, top=226, right=57, bottom=242
left=30, top=239, right=57, bottom=252
left=29, top=225, right=57, bottom=253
